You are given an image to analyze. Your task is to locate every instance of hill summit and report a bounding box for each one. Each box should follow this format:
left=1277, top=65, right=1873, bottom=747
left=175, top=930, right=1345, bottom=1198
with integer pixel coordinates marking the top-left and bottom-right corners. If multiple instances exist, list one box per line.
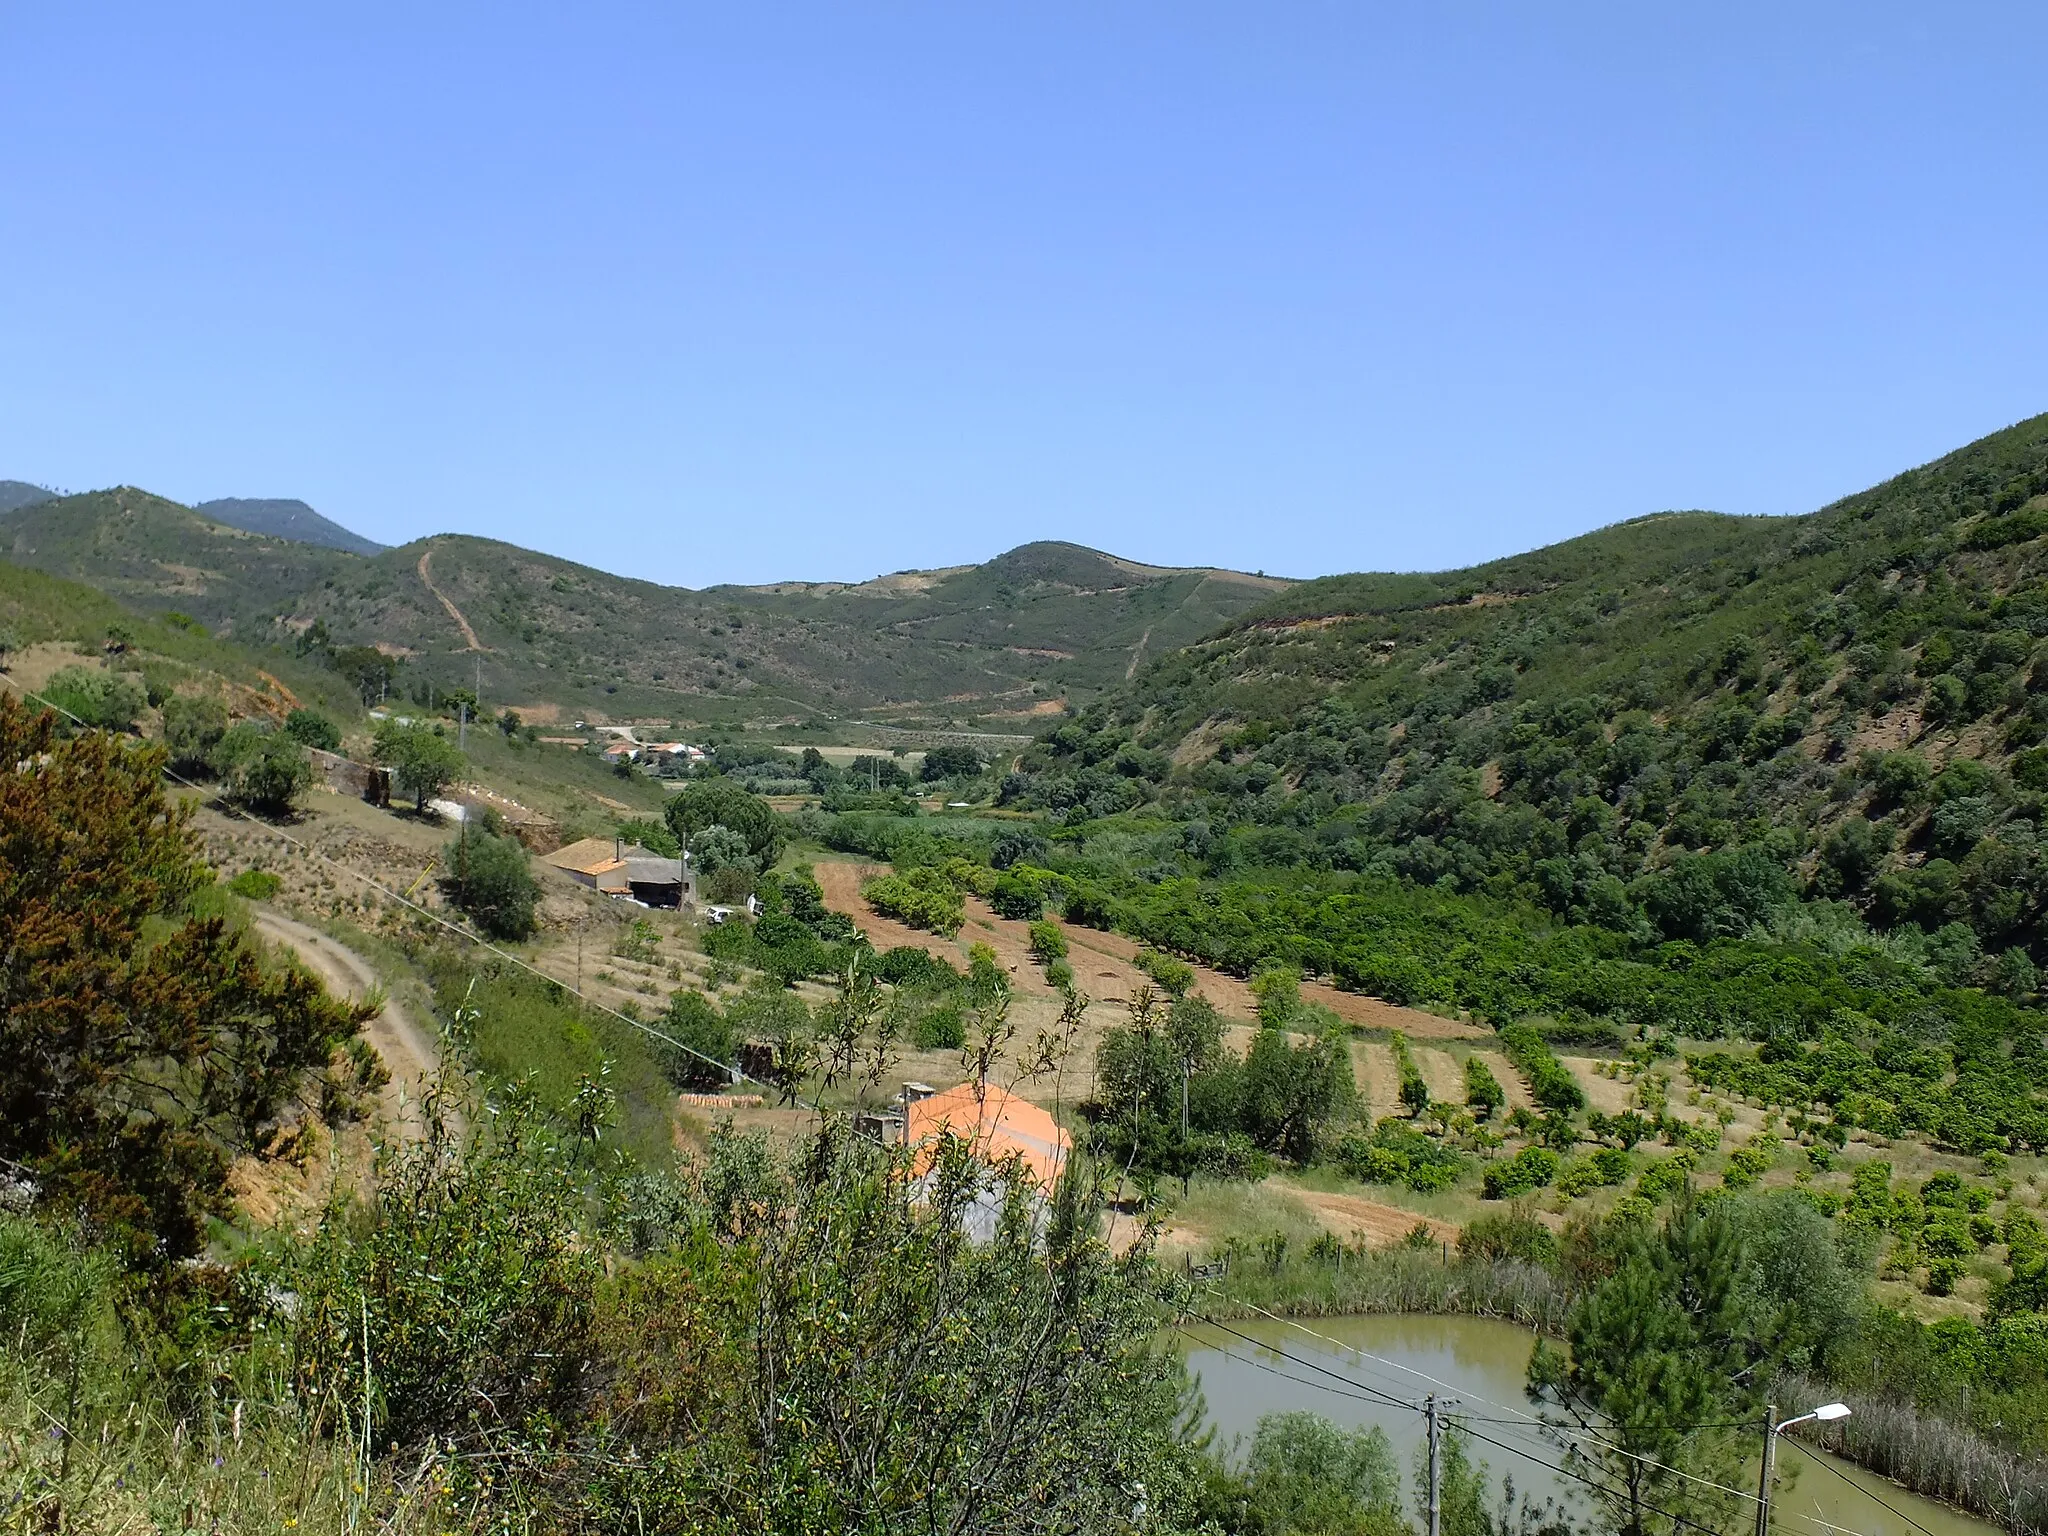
left=193, top=497, right=388, bottom=555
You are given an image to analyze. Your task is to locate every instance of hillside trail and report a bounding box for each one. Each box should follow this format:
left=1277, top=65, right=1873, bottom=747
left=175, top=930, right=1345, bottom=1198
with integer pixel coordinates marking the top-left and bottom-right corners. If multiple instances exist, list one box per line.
left=252, top=910, right=451, bottom=1142
left=418, top=546, right=486, bottom=652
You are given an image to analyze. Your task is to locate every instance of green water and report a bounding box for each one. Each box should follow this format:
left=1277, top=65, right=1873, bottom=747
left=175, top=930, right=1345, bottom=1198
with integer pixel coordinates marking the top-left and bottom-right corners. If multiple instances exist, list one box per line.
left=1179, top=1314, right=1996, bottom=1536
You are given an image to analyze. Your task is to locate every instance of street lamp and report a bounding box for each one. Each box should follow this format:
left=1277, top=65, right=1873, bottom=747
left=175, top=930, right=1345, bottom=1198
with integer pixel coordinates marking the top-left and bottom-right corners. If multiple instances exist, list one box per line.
left=1755, top=1402, right=1852, bottom=1536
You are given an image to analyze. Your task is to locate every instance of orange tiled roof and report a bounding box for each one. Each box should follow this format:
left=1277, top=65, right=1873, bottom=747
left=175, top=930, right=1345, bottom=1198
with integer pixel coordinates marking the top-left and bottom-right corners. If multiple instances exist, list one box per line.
left=905, top=1082, right=1070, bottom=1188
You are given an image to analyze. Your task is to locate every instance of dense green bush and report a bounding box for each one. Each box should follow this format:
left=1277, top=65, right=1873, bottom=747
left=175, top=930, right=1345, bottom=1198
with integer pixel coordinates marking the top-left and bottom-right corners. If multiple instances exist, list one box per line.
left=989, top=871, right=1044, bottom=920
left=872, top=944, right=960, bottom=989
left=1481, top=1145, right=1559, bottom=1199
left=41, top=664, right=144, bottom=730
left=161, top=692, right=228, bottom=772
left=226, top=868, right=282, bottom=900
left=1499, top=1023, right=1586, bottom=1113
left=1333, top=1119, right=1465, bottom=1194
left=214, top=722, right=314, bottom=812
left=1463, top=1055, right=1505, bottom=1117
left=863, top=866, right=966, bottom=935
left=283, top=707, right=342, bottom=750
left=443, top=822, right=540, bottom=939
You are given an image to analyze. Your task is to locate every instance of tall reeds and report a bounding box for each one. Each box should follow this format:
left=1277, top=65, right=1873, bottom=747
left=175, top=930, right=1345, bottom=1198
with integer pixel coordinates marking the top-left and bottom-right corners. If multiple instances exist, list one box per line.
left=1779, top=1372, right=2048, bottom=1536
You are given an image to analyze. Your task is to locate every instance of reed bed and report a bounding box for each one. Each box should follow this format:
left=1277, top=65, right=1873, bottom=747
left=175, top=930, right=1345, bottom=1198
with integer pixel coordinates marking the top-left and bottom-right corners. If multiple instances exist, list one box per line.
left=1193, top=1248, right=1572, bottom=1335
left=1780, top=1372, right=2048, bottom=1536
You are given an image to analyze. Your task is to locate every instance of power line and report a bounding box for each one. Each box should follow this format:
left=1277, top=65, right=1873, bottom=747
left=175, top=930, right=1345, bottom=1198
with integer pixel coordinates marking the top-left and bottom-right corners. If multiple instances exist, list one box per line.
left=1179, top=1326, right=1422, bottom=1413
left=1781, top=1440, right=1943, bottom=1536
left=1210, top=1291, right=1767, bottom=1508
left=1448, top=1417, right=1740, bottom=1536
left=1182, top=1313, right=1877, bottom=1536
left=1186, top=1317, right=1421, bottom=1413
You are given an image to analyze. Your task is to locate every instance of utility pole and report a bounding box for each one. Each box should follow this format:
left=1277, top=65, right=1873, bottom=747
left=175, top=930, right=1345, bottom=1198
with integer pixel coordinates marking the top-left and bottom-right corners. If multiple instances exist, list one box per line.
left=1426, top=1394, right=1442, bottom=1536
left=1759, top=1402, right=1852, bottom=1536
left=1755, top=1402, right=1778, bottom=1536
left=458, top=701, right=467, bottom=752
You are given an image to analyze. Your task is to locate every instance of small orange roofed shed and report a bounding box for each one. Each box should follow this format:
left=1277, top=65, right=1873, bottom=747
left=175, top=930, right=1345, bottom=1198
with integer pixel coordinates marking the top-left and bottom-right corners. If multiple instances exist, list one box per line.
left=906, top=1082, right=1070, bottom=1188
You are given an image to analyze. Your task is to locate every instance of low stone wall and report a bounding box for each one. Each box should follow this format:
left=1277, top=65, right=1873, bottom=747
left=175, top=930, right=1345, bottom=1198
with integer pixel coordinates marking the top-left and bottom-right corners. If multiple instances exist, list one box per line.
left=307, top=747, right=390, bottom=806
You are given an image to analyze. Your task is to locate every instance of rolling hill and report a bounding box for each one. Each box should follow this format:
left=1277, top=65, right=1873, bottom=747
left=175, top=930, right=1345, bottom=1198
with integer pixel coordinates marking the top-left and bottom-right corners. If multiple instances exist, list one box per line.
left=0, top=481, right=56, bottom=514
left=281, top=534, right=1286, bottom=723
left=0, top=486, right=1284, bottom=723
left=1007, top=409, right=2048, bottom=980
left=194, top=496, right=388, bottom=555
left=0, top=487, right=360, bottom=639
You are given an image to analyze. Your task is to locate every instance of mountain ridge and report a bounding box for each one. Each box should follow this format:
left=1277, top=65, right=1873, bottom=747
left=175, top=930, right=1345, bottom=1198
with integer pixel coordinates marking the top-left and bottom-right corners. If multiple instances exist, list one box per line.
left=193, top=496, right=388, bottom=556
left=0, top=493, right=1285, bottom=723
left=0, top=480, right=57, bottom=515
left=1004, top=409, right=2048, bottom=980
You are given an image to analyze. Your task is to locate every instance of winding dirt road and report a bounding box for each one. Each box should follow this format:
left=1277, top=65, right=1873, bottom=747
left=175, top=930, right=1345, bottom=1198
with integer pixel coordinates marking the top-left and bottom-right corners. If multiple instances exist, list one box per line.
left=253, top=911, right=447, bottom=1140
left=418, top=547, right=486, bottom=652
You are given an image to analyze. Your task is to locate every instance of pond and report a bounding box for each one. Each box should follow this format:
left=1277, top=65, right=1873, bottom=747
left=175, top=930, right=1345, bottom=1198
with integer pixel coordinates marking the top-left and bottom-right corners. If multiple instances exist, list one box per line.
left=1178, top=1313, right=1996, bottom=1536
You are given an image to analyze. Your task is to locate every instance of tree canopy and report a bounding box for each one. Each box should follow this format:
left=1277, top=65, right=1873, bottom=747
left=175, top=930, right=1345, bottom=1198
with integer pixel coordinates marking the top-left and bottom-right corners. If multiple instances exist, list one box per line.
left=0, top=694, right=365, bottom=1260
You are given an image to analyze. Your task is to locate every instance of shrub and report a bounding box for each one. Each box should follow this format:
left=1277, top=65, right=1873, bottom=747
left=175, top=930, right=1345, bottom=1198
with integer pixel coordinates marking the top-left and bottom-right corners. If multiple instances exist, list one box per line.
left=1027, top=919, right=1068, bottom=963
left=1334, top=1119, right=1465, bottom=1194
left=226, top=869, right=282, bottom=901
left=1134, top=947, right=1196, bottom=997
left=1636, top=1151, right=1698, bottom=1204
left=1391, top=1033, right=1431, bottom=1117
left=1482, top=1146, right=1558, bottom=1200
left=1557, top=1160, right=1606, bottom=1198
left=283, top=707, right=343, bottom=750
left=872, top=945, right=960, bottom=990
left=1721, top=1141, right=1772, bottom=1191
left=214, top=723, right=314, bottom=813
left=989, top=872, right=1043, bottom=921
left=863, top=868, right=965, bottom=936
left=1464, top=1056, right=1505, bottom=1117
left=659, top=989, right=738, bottom=1088
left=444, top=823, right=540, bottom=939
left=41, top=665, right=144, bottom=730
left=1459, top=1210, right=1561, bottom=1267
left=1926, top=1255, right=1967, bottom=1296
left=911, top=1005, right=967, bottom=1051
left=1499, top=1023, right=1586, bottom=1113
left=161, top=694, right=228, bottom=773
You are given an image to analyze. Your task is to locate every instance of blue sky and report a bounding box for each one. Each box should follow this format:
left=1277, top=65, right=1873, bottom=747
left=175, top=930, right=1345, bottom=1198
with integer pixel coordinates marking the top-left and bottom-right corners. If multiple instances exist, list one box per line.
left=2, top=5, right=2043, bottom=586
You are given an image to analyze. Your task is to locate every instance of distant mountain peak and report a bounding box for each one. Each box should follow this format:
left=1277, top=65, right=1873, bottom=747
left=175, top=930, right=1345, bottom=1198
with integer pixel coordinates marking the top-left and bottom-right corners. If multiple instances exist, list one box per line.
left=194, top=497, right=387, bottom=556
left=0, top=480, right=57, bottom=515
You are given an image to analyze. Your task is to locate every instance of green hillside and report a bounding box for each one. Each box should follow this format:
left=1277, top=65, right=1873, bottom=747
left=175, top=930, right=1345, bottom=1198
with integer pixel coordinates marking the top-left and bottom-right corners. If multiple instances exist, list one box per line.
left=1006, top=410, right=2048, bottom=987
left=0, top=482, right=1281, bottom=723
left=274, top=534, right=1284, bottom=723
left=0, top=486, right=360, bottom=638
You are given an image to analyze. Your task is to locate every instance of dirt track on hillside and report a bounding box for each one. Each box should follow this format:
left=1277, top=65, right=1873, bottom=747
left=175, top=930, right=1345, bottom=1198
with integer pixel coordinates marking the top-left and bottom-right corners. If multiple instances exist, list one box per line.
left=253, top=911, right=448, bottom=1140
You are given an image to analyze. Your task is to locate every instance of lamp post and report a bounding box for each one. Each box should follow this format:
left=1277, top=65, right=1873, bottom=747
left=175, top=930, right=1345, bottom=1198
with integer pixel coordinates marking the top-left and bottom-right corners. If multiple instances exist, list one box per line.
left=1755, top=1402, right=1851, bottom=1536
